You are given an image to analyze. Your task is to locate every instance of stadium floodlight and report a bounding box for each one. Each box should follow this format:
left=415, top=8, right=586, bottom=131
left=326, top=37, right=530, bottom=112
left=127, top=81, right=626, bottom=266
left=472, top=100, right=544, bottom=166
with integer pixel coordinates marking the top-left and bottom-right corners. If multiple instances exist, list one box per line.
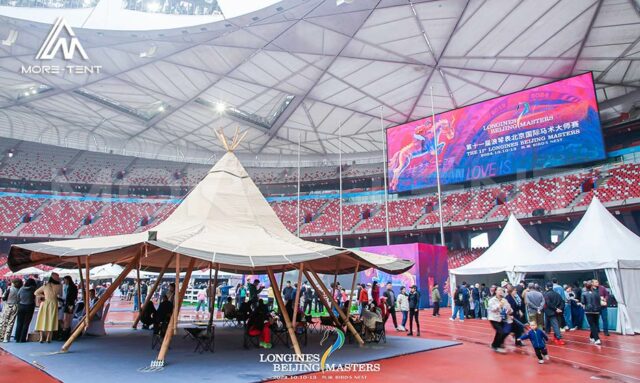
left=146, top=2, right=161, bottom=12
left=157, top=105, right=165, bottom=112
left=215, top=102, right=226, bottom=113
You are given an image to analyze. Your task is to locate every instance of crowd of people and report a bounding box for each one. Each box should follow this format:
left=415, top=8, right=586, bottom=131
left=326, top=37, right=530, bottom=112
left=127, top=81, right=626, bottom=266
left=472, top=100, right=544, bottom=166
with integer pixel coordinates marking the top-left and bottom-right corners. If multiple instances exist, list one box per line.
left=450, top=278, right=614, bottom=364
left=0, top=272, right=107, bottom=344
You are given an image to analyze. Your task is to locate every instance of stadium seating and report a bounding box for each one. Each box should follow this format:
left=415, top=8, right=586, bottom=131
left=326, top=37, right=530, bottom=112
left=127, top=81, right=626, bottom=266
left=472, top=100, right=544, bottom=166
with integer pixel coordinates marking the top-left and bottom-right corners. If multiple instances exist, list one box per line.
left=20, top=200, right=103, bottom=236
left=447, top=248, right=484, bottom=269
left=81, top=202, right=163, bottom=236
left=0, top=161, right=639, bottom=238
left=577, top=164, right=640, bottom=205
left=0, top=196, right=43, bottom=233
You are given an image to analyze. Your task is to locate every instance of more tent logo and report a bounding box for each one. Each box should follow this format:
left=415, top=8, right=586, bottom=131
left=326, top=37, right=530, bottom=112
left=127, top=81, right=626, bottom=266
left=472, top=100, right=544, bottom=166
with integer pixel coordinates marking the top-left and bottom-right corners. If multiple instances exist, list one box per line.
left=36, top=17, right=88, bottom=60
left=21, top=17, right=101, bottom=75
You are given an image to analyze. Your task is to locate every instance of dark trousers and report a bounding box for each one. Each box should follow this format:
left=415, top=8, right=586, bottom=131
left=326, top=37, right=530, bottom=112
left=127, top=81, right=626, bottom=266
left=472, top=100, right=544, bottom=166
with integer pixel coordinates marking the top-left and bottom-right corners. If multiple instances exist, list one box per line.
left=570, top=304, right=583, bottom=329
left=534, top=347, right=548, bottom=360
left=314, top=299, right=322, bottom=312
left=432, top=302, right=440, bottom=316
left=586, top=313, right=600, bottom=341
left=490, top=320, right=507, bottom=349
left=600, top=307, right=609, bottom=335
left=408, top=308, right=420, bottom=333
left=14, top=304, right=35, bottom=343
left=388, top=307, right=398, bottom=328
left=303, top=299, right=312, bottom=314
left=512, top=315, right=524, bottom=342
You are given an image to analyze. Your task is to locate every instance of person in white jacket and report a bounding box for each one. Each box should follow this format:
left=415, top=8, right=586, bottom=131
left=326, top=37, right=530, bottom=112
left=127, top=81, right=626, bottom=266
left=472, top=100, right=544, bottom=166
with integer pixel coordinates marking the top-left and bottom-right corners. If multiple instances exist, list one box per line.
left=487, top=287, right=513, bottom=353
left=396, top=286, right=409, bottom=331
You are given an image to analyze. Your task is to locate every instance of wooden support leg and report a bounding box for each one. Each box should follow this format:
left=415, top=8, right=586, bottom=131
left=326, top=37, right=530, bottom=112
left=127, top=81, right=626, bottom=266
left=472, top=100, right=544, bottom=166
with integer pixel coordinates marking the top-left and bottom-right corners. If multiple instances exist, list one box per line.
left=136, top=251, right=142, bottom=320
left=303, top=270, right=340, bottom=328
left=267, top=267, right=302, bottom=356
left=61, top=256, right=139, bottom=352
left=155, top=258, right=195, bottom=366
left=76, top=257, right=84, bottom=296
left=292, top=264, right=304, bottom=327
left=347, top=263, right=360, bottom=315
left=207, top=264, right=218, bottom=331
left=308, top=267, right=364, bottom=345
left=85, top=257, right=90, bottom=330
left=133, top=254, right=173, bottom=329
left=173, top=253, right=180, bottom=334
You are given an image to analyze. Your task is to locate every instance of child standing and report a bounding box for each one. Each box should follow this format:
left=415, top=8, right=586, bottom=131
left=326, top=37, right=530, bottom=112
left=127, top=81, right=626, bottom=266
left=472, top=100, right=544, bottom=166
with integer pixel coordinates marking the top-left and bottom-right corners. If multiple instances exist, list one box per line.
left=519, top=322, right=550, bottom=364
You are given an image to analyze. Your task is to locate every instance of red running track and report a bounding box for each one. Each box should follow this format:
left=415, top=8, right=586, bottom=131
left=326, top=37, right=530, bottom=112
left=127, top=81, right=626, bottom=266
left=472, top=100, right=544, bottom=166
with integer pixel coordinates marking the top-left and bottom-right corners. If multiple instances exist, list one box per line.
left=1, top=303, right=638, bottom=383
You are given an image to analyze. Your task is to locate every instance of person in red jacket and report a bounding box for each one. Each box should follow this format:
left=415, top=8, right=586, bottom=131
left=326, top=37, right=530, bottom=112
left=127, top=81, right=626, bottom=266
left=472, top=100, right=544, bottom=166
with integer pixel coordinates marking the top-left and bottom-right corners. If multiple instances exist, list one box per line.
left=371, top=281, right=380, bottom=305
left=358, top=283, right=369, bottom=316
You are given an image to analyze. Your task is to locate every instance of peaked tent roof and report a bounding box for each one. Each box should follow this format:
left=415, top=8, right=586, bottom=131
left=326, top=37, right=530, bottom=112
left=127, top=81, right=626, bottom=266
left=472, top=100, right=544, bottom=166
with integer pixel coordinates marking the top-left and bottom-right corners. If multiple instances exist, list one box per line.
left=451, top=215, right=550, bottom=276
left=9, top=152, right=413, bottom=275
left=519, top=198, right=640, bottom=272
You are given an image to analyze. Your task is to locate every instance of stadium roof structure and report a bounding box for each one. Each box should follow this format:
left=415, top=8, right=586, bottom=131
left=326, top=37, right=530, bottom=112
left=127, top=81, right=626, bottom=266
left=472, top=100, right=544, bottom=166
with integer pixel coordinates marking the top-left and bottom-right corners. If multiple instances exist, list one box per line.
left=8, top=138, right=414, bottom=275
left=0, top=0, right=639, bottom=162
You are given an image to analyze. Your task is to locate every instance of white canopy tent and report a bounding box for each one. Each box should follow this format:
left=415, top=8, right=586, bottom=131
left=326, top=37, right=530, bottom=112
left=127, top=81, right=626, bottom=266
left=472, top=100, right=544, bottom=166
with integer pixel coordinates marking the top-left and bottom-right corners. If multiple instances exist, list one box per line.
left=90, top=264, right=153, bottom=280
left=517, top=198, right=640, bottom=334
left=6, top=266, right=46, bottom=277
left=449, top=215, right=551, bottom=297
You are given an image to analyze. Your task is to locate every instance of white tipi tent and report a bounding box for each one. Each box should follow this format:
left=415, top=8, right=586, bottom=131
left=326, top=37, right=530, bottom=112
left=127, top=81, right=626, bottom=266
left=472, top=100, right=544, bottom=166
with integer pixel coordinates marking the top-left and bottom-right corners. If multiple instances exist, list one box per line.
left=9, top=151, right=412, bottom=276
left=518, top=197, right=640, bottom=334
left=449, top=215, right=551, bottom=290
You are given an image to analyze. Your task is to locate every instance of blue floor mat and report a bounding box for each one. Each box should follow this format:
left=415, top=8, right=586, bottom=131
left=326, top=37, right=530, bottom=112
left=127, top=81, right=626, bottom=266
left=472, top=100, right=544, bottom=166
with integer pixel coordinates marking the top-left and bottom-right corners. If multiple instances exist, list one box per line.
left=1, top=326, right=459, bottom=383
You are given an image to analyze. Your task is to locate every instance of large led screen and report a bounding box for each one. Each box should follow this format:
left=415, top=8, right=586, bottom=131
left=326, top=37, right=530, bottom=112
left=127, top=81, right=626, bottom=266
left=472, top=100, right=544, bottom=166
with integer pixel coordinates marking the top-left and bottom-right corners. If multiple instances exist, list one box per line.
left=386, top=73, right=605, bottom=193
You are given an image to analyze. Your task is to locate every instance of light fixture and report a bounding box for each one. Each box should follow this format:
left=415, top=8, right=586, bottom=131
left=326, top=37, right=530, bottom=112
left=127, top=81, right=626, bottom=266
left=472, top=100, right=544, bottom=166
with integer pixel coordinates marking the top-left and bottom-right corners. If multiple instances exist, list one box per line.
left=158, top=105, right=165, bottom=112
left=215, top=102, right=226, bottom=113
left=146, top=2, right=161, bottom=12
left=30, top=88, right=37, bottom=95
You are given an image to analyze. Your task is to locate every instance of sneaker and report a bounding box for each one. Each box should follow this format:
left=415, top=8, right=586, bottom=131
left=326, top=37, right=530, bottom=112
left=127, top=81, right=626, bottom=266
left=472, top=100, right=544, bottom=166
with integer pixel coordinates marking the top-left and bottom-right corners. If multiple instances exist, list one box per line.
left=544, top=355, right=550, bottom=361
left=460, top=320, right=464, bottom=322
left=449, top=317, right=455, bottom=321
left=570, top=327, right=578, bottom=331
left=496, top=347, right=506, bottom=354
left=554, top=338, right=565, bottom=345
left=594, top=339, right=601, bottom=345
left=406, top=332, right=413, bottom=336
left=538, top=360, right=544, bottom=364
left=563, top=326, right=569, bottom=330
left=515, top=340, right=524, bottom=347
left=589, top=338, right=595, bottom=343
left=482, top=317, right=488, bottom=320
left=560, top=328, right=566, bottom=333
left=2, top=339, right=7, bottom=343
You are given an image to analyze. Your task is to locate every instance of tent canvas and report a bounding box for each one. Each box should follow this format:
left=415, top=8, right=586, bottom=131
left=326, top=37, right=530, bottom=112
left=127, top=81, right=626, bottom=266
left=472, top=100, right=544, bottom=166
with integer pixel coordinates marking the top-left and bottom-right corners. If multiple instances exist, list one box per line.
left=516, top=198, right=640, bottom=334
left=450, top=215, right=550, bottom=284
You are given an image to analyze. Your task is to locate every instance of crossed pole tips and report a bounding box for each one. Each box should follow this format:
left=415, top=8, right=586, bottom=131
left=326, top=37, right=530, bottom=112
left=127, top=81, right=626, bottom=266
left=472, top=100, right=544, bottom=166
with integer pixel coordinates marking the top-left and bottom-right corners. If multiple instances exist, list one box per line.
left=215, top=126, right=248, bottom=152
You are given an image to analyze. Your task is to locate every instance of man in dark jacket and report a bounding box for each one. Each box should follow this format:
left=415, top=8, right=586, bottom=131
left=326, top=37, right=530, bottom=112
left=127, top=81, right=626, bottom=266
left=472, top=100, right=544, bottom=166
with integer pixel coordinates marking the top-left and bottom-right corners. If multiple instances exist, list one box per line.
left=543, top=282, right=565, bottom=344
left=471, top=283, right=481, bottom=319
left=460, top=282, right=471, bottom=318
left=382, top=282, right=398, bottom=330
left=407, top=285, right=421, bottom=336
left=302, top=282, right=313, bottom=314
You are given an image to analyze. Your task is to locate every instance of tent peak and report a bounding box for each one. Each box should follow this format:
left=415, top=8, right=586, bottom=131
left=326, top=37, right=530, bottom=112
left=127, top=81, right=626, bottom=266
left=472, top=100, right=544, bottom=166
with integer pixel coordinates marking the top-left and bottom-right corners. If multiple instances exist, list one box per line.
left=215, top=127, right=248, bottom=152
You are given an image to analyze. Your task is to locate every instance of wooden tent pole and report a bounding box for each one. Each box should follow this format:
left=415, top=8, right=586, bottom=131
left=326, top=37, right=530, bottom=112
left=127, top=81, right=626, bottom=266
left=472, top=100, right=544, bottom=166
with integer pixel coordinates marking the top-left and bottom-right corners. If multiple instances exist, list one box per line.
left=173, top=253, right=180, bottom=334
left=136, top=250, right=142, bottom=320
left=132, top=253, right=173, bottom=328
left=348, top=263, right=360, bottom=315
left=279, top=270, right=286, bottom=310
left=84, top=256, right=90, bottom=330
left=156, top=258, right=195, bottom=365
left=308, top=267, right=364, bottom=345
left=332, top=260, right=340, bottom=300
left=302, top=270, right=340, bottom=327
left=267, top=267, right=302, bottom=356
left=76, top=257, right=84, bottom=294
left=62, top=255, right=139, bottom=352
left=292, top=263, right=304, bottom=327
left=208, top=263, right=218, bottom=330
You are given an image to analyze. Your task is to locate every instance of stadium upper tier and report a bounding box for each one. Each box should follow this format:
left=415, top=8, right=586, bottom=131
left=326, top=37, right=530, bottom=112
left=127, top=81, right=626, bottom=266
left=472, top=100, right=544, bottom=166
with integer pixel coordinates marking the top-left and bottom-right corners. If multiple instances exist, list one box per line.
left=0, top=139, right=382, bottom=187
left=1, top=161, right=638, bottom=239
